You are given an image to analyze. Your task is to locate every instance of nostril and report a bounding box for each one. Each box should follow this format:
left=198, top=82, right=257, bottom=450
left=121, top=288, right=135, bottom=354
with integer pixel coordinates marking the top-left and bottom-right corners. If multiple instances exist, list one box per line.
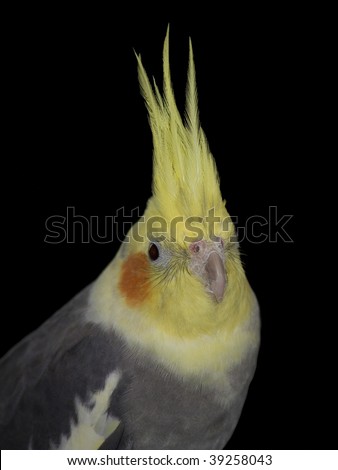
left=189, top=240, right=206, bottom=253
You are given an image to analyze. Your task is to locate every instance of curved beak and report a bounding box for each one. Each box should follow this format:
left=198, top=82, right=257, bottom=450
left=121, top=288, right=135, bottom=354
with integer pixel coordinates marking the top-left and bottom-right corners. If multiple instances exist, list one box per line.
left=205, top=251, right=226, bottom=303
left=189, top=240, right=227, bottom=303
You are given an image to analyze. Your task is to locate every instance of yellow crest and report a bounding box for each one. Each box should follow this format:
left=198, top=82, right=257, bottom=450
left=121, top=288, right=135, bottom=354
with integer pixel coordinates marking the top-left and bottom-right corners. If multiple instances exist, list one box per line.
left=136, top=28, right=232, bottom=243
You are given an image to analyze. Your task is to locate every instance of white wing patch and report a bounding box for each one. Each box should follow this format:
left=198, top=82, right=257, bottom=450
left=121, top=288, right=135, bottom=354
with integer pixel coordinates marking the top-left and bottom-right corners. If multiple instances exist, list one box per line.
left=55, top=370, right=121, bottom=450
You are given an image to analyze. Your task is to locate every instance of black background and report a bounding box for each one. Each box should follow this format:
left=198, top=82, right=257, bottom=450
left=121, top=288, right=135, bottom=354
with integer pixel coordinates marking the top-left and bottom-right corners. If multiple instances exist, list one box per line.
left=3, top=7, right=333, bottom=450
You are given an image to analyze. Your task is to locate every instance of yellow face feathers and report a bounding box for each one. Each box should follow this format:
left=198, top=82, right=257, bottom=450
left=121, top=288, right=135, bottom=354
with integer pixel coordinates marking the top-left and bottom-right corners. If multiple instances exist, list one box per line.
left=136, top=29, right=229, bottom=240
left=102, top=29, right=253, bottom=339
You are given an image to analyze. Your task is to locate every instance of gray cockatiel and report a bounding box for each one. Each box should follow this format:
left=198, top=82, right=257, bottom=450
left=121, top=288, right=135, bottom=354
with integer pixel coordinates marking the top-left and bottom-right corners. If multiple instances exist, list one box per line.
left=0, top=30, right=260, bottom=450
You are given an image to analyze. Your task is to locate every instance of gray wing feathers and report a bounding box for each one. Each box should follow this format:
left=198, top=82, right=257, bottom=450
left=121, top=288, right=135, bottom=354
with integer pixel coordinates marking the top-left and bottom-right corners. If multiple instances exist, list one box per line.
left=0, top=284, right=122, bottom=449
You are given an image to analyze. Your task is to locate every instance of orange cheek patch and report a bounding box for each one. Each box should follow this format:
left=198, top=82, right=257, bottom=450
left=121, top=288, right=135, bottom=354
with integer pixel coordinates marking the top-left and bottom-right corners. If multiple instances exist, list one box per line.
left=118, top=253, right=151, bottom=307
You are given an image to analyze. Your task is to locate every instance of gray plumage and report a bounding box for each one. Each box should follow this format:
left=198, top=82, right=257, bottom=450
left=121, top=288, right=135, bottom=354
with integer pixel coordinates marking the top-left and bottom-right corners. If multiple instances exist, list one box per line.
left=0, top=283, right=259, bottom=449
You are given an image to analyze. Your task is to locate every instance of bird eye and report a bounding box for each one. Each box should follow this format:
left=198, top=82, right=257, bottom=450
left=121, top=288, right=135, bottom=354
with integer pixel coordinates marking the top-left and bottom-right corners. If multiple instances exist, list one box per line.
left=148, top=243, right=159, bottom=261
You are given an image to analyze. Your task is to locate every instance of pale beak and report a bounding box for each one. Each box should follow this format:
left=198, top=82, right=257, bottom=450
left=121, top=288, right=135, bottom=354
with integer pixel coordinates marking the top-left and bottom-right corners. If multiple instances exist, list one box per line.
left=189, top=239, right=226, bottom=303
left=205, top=251, right=226, bottom=303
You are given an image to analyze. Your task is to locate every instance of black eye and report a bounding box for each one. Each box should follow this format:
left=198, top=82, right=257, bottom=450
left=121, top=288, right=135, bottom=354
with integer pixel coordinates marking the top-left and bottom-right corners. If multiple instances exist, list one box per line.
left=148, top=243, right=159, bottom=261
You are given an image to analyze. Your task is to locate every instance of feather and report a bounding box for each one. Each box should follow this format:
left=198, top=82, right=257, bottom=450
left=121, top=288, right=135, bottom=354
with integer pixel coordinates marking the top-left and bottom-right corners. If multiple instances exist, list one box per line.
left=136, top=28, right=229, bottom=242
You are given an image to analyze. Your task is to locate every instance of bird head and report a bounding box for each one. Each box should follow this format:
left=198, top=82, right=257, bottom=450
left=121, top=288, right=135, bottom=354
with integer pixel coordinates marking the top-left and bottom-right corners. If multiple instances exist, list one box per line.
left=115, top=29, right=252, bottom=338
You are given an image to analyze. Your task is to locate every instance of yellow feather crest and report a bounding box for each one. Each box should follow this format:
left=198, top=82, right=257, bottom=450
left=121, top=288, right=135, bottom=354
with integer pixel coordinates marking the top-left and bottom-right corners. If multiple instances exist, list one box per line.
left=136, top=28, right=231, bottom=242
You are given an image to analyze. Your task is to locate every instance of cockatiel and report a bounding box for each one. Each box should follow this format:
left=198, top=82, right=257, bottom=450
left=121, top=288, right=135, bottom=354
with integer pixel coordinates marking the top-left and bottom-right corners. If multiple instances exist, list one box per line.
left=0, top=30, right=260, bottom=450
